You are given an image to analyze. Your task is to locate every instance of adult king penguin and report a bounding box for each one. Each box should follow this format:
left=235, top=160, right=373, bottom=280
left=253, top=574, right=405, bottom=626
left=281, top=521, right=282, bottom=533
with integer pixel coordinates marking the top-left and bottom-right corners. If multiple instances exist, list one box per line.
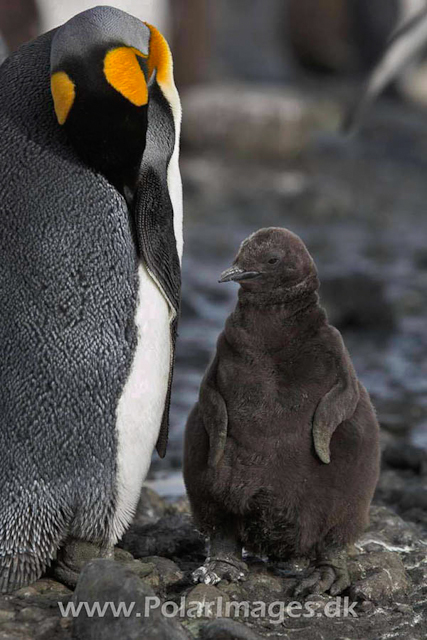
left=0, top=6, right=182, bottom=592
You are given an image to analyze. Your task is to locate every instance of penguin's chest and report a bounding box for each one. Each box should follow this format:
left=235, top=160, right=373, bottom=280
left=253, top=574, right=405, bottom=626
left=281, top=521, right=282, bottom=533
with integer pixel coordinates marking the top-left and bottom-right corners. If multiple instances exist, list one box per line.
left=112, top=262, right=171, bottom=541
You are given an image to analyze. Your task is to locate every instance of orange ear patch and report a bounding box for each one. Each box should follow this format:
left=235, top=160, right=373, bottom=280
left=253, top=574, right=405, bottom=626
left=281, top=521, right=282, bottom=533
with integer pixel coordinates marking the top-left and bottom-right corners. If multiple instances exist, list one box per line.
left=144, top=23, right=173, bottom=88
left=104, top=46, right=148, bottom=106
left=51, top=71, right=76, bottom=125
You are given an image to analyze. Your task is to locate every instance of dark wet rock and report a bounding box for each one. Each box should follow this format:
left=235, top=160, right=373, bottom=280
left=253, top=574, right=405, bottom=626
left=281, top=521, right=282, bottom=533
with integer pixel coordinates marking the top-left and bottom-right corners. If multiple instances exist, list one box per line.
left=113, top=550, right=185, bottom=594
left=0, top=497, right=426, bottom=640
left=360, top=505, right=424, bottom=550
left=380, top=413, right=415, bottom=437
left=18, top=608, right=46, bottom=623
left=169, top=496, right=192, bottom=516
left=71, top=559, right=189, bottom=640
left=186, top=585, right=230, bottom=619
left=139, top=557, right=185, bottom=592
left=11, top=579, right=72, bottom=600
left=0, top=579, right=73, bottom=640
left=375, top=444, right=427, bottom=532
left=200, top=617, right=262, bottom=640
left=392, top=484, right=427, bottom=513
left=119, top=514, right=205, bottom=561
left=379, top=477, right=427, bottom=531
left=237, top=569, right=286, bottom=605
left=131, top=487, right=170, bottom=527
left=113, top=547, right=134, bottom=563
left=321, top=272, right=395, bottom=333
left=349, top=552, right=408, bottom=602
left=0, top=607, right=15, bottom=623
left=413, top=246, right=427, bottom=270
left=383, top=443, right=427, bottom=475
left=125, top=488, right=191, bottom=529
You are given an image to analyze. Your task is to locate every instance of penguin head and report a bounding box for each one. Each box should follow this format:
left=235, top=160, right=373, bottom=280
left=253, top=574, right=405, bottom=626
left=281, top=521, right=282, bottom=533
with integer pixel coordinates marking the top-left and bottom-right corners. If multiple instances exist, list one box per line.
left=219, top=227, right=318, bottom=293
left=49, top=6, right=178, bottom=195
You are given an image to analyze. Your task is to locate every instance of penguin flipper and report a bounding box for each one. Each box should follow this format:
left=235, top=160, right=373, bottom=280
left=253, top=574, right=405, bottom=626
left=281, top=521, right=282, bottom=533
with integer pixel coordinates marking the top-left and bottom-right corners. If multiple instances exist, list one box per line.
left=157, top=316, right=179, bottom=458
left=312, top=327, right=360, bottom=464
left=134, top=163, right=180, bottom=459
left=344, top=7, right=427, bottom=134
left=199, top=355, right=229, bottom=468
left=133, top=82, right=181, bottom=459
left=133, top=66, right=181, bottom=458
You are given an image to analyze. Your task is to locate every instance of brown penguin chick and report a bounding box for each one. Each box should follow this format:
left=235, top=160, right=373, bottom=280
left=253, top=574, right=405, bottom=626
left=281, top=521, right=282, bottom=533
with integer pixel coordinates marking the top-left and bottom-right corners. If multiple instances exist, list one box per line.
left=183, top=227, right=380, bottom=596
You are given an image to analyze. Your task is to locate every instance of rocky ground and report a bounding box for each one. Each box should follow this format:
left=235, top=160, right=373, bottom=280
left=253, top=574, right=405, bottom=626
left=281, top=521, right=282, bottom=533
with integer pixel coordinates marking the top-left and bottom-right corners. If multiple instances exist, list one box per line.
left=1, top=81, right=427, bottom=639
left=0, top=466, right=426, bottom=640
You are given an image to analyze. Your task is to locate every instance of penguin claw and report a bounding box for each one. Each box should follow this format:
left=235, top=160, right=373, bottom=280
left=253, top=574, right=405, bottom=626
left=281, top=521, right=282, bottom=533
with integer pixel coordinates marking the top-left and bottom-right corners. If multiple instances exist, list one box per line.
left=294, top=560, right=350, bottom=597
left=48, top=539, right=113, bottom=589
left=192, top=558, right=248, bottom=585
left=192, top=565, right=220, bottom=585
left=205, top=572, right=220, bottom=585
left=192, top=566, right=207, bottom=581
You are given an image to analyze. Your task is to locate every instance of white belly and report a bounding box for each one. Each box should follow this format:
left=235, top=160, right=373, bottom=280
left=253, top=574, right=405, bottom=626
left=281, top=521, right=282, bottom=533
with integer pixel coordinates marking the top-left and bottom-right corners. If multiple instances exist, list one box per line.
left=111, top=263, right=171, bottom=542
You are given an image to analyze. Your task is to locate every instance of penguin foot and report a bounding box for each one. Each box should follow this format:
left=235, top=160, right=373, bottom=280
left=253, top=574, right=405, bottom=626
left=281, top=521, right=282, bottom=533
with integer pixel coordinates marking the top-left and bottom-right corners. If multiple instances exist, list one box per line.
left=192, top=556, right=248, bottom=585
left=294, top=549, right=350, bottom=597
left=49, top=538, right=114, bottom=589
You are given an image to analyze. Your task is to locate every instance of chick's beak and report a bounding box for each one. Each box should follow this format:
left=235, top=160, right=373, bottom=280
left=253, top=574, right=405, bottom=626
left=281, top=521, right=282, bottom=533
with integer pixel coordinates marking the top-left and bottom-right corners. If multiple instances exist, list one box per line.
left=219, top=265, right=261, bottom=283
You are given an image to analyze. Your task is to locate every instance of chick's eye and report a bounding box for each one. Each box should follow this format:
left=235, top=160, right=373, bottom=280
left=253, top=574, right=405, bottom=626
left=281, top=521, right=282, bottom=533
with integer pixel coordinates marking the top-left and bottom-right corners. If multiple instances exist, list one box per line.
left=268, top=257, right=279, bottom=265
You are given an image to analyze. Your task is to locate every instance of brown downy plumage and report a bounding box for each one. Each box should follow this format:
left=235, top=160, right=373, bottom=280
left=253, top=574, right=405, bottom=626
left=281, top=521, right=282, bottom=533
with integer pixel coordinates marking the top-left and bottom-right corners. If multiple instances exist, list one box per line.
left=183, top=227, right=380, bottom=596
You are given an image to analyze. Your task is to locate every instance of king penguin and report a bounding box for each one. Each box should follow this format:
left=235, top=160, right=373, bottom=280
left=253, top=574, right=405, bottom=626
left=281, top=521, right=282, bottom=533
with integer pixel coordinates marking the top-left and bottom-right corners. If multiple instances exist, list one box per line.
left=184, top=228, right=380, bottom=595
left=0, top=6, right=182, bottom=592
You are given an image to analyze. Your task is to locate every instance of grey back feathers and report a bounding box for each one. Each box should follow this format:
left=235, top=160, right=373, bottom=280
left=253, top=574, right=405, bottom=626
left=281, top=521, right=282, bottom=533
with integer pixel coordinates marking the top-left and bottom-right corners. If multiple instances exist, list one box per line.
left=51, top=6, right=150, bottom=71
left=0, top=31, right=139, bottom=592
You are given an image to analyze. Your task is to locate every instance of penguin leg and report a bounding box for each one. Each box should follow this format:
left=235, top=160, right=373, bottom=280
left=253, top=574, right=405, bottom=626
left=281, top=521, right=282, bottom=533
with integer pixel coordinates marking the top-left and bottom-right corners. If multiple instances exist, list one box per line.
left=192, top=527, right=247, bottom=585
left=294, top=547, right=350, bottom=597
left=48, top=538, right=114, bottom=589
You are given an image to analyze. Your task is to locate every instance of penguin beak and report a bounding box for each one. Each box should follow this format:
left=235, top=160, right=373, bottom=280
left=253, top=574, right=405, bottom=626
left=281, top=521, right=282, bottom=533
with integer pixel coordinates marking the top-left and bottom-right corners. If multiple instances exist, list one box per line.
left=219, top=266, right=261, bottom=283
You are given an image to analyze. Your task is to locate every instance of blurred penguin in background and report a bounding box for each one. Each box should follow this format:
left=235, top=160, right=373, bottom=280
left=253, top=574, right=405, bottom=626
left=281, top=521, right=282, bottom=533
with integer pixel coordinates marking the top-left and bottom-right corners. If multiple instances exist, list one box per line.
left=0, top=32, right=7, bottom=63
left=0, top=6, right=182, bottom=592
left=288, top=0, right=427, bottom=92
left=0, top=0, right=39, bottom=51
left=347, top=0, right=427, bottom=130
